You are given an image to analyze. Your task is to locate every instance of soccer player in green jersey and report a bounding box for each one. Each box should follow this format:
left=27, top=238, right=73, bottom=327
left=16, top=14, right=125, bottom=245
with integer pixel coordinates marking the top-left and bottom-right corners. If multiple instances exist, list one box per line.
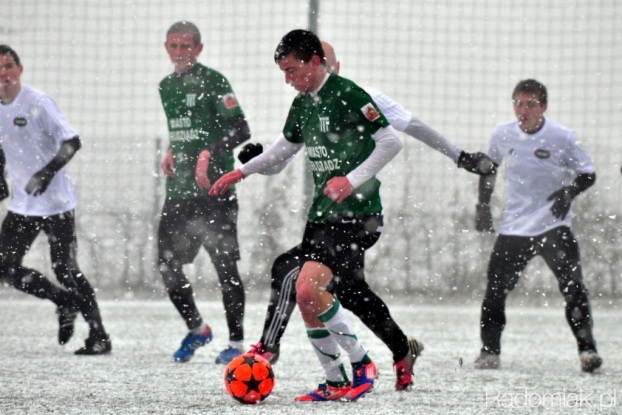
left=158, top=21, right=251, bottom=364
left=211, top=29, right=403, bottom=402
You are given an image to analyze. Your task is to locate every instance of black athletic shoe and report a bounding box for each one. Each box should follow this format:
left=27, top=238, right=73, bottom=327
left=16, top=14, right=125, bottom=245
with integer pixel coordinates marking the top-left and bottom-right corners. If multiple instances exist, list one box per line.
left=74, top=334, right=112, bottom=355
left=56, top=304, right=79, bottom=345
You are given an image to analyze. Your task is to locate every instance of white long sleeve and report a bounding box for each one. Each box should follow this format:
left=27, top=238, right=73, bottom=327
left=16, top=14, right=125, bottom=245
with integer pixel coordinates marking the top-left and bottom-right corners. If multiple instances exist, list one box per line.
left=346, top=126, right=403, bottom=188
left=239, top=133, right=303, bottom=177
left=365, top=87, right=462, bottom=163
left=403, top=116, right=462, bottom=163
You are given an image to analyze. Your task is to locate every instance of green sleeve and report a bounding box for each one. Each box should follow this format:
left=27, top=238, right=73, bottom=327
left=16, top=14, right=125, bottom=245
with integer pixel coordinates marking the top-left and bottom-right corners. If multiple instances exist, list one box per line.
left=338, top=87, right=390, bottom=135
left=212, top=75, right=244, bottom=119
left=282, top=97, right=304, bottom=144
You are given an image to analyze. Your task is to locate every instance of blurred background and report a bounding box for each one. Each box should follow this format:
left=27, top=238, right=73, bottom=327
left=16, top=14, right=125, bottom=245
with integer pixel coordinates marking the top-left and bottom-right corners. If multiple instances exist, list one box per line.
left=2, top=0, right=620, bottom=299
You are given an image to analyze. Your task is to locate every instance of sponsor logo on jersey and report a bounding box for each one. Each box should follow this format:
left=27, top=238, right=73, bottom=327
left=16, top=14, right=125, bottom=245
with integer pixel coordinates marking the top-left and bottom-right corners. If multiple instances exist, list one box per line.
left=169, top=116, right=192, bottom=129
left=534, top=149, right=551, bottom=159
left=186, top=93, right=197, bottom=108
left=223, top=93, right=238, bottom=109
left=319, top=116, right=330, bottom=133
left=13, top=117, right=27, bottom=127
left=307, top=145, right=329, bottom=158
left=361, top=103, right=380, bottom=121
left=309, top=158, right=342, bottom=173
left=307, top=145, right=341, bottom=172
left=169, top=129, right=200, bottom=142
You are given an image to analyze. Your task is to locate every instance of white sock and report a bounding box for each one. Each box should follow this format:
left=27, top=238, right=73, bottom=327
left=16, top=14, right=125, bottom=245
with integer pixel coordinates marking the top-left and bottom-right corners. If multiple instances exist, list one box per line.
left=191, top=322, right=208, bottom=335
left=317, top=297, right=367, bottom=364
left=228, top=340, right=244, bottom=351
left=307, top=327, right=350, bottom=386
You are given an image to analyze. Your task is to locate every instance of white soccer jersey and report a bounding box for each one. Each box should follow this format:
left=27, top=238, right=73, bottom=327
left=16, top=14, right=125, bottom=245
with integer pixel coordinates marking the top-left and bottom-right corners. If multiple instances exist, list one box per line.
left=0, top=83, right=78, bottom=216
left=487, top=118, right=595, bottom=237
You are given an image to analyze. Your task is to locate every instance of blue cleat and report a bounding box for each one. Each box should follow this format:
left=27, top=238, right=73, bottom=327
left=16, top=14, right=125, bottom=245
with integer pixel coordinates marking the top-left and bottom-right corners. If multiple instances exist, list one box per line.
left=215, top=345, right=244, bottom=364
left=172, top=326, right=213, bottom=363
left=348, top=356, right=377, bottom=401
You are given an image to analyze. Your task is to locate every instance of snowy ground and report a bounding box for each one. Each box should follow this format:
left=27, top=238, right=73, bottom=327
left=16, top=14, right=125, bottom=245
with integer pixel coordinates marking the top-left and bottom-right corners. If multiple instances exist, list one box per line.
left=1, top=298, right=620, bottom=415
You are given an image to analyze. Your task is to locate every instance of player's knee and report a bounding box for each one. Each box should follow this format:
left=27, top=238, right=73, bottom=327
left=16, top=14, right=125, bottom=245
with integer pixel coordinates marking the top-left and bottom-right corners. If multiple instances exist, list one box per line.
left=295, top=275, right=320, bottom=306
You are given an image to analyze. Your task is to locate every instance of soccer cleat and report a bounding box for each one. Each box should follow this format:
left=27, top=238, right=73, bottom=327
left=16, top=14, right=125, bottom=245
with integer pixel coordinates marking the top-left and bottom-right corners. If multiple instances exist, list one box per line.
left=473, top=351, right=500, bottom=369
left=579, top=350, right=602, bottom=373
left=172, top=326, right=213, bottom=363
left=74, top=333, right=112, bottom=355
left=215, top=345, right=244, bottom=364
left=295, top=383, right=351, bottom=402
left=56, top=304, right=79, bottom=345
left=247, top=342, right=280, bottom=364
left=394, top=336, right=424, bottom=391
left=348, top=357, right=376, bottom=401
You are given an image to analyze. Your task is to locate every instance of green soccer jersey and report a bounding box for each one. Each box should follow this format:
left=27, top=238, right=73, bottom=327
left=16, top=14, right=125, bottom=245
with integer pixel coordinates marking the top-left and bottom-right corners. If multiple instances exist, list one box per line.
left=282, top=73, right=391, bottom=223
left=159, top=63, right=244, bottom=199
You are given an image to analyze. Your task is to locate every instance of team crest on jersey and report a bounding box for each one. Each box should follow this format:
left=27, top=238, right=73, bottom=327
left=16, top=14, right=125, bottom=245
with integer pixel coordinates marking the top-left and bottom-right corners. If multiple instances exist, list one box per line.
left=223, top=93, right=238, bottom=109
left=186, top=93, right=197, bottom=108
left=534, top=149, right=551, bottom=159
left=13, top=116, right=27, bottom=127
left=319, top=116, right=330, bottom=133
left=361, top=103, right=380, bottom=121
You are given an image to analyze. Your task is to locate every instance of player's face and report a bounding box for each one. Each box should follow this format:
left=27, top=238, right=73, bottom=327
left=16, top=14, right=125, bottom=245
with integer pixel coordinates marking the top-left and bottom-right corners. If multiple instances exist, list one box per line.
left=0, top=54, right=23, bottom=97
left=278, top=54, right=322, bottom=93
left=513, top=92, right=547, bottom=133
left=165, top=33, right=203, bottom=74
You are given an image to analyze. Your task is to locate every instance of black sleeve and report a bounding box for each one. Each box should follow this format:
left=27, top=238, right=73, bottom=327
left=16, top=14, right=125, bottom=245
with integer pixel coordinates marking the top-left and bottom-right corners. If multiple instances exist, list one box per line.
left=569, top=172, right=596, bottom=197
left=43, top=136, right=82, bottom=175
left=0, top=145, right=5, bottom=173
left=206, top=114, right=251, bottom=158
left=478, top=170, right=497, bottom=205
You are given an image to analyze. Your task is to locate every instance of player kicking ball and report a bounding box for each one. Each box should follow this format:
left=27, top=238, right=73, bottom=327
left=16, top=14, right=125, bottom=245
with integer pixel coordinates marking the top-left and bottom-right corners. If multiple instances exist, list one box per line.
left=211, top=30, right=407, bottom=402
left=237, top=40, right=495, bottom=392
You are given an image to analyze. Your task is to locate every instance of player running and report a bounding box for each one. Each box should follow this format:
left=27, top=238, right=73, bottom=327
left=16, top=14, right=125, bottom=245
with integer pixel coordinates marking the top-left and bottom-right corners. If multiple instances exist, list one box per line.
left=473, top=79, right=602, bottom=373
left=237, top=40, right=495, bottom=392
left=0, top=44, right=111, bottom=355
left=158, top=22, right=250, bottom=364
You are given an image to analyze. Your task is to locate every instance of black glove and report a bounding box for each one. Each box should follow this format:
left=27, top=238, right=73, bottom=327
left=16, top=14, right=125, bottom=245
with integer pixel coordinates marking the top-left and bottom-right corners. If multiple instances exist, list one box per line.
left=475, top=203, right=494, bottom=232
left=458, top=151, right=497, bottom=176
left=25, top=168, right=55, bottom=196
left=237, top=143, right=263, bottom=164
left=0, top=176, right=9, bottom=201
left=547, top=186, right=577, bottom=220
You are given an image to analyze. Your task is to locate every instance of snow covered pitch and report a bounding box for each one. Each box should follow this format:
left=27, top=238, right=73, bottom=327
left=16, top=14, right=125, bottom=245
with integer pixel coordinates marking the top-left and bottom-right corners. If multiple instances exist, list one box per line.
left=1, top=299, right=620, bottom=414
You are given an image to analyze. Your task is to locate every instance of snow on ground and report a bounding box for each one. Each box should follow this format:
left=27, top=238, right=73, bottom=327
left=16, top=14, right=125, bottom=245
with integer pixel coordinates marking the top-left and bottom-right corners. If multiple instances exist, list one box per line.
left=1, top=299, right=620, bottom=415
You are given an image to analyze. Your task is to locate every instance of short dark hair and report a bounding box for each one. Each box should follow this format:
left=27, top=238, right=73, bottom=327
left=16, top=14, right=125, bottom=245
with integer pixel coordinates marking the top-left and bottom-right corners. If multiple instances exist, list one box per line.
left=512, top=79, right=547, bottom=105
left=166, top=21, right=201, bottom=46
left=0, top=45, right=21, bottom=66
left=274, top=29, right=324, bottom=64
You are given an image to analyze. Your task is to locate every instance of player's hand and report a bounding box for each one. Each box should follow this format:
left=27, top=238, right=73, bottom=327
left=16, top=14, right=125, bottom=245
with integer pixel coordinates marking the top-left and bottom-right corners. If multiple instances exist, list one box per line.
left=195, top=150, right=211, bottom=190
left=209, top=169, right=245, bottom=195
left=324, top=176, right=354, bottom=204
left=475, top=203, right=494, bottom=232
left=0, top=176, right=9, bottom=201
left=161, top=148, right=176, bottom=179
left=238, top=143, right=263, bottom=164
left=457, top=151, right=497, bottom=176
left=547, top=186, right=576, bottom=220
left=25, top=169, right=54, bottom=196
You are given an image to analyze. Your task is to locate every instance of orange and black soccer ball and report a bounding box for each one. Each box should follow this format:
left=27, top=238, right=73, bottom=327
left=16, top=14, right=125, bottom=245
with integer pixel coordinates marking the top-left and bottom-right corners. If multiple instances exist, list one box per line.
left=224, top=353, right=275, bottom=404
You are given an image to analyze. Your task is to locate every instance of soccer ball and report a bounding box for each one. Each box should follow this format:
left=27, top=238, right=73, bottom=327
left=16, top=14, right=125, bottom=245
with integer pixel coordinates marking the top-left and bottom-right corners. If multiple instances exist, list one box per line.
left=224, top=353, right=275, bottom=404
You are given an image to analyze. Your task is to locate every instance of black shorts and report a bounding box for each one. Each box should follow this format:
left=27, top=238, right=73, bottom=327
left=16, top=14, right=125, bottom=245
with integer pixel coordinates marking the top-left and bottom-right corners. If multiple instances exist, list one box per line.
left=300, top=214, right=383, bottom=277
left=158, top=194, right=240, bottom=264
